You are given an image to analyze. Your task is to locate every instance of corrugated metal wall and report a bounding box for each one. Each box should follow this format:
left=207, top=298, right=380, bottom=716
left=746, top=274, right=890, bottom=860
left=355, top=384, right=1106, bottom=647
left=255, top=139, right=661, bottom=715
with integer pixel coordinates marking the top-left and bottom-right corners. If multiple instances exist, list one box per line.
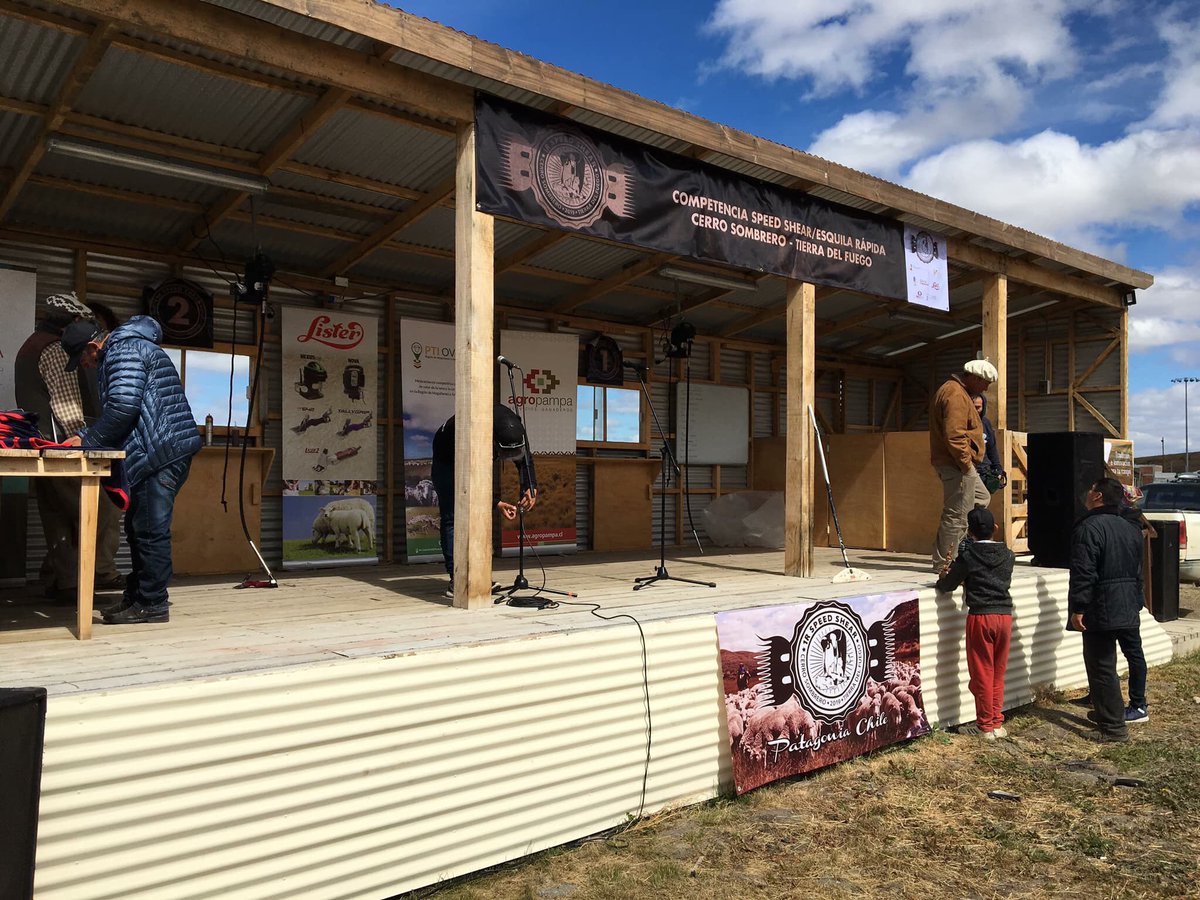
left=32, top=577, right=1173, bottom=899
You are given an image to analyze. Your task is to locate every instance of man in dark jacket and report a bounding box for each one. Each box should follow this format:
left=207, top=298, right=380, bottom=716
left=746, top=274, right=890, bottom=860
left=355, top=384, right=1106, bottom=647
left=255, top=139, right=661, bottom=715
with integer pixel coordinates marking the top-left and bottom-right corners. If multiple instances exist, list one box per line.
left=61, top=316, right=201, bottom=624
left=1068, top=477, right=1144, bottom=743
left=431, top=405, right=537, bottom=600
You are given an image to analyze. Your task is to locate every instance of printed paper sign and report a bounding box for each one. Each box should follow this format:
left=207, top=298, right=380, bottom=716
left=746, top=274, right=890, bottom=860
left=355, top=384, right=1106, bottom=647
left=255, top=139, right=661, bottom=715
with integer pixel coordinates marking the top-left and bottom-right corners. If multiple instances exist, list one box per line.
left=903, top=225, right=949, bottom=311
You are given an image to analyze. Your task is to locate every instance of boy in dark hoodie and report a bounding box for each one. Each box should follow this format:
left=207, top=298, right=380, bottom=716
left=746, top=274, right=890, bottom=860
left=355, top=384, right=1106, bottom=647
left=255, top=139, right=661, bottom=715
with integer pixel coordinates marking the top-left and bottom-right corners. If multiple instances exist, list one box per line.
left=936, top=506, right=1015, bottom=740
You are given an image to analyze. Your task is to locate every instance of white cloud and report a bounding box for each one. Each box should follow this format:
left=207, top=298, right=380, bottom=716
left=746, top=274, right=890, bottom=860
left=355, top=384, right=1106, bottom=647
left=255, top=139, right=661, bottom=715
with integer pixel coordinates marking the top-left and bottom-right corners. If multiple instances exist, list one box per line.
left=901, top=127, right=1200, bottom=252
left=1140, top=7, right=1200, bottom=128
left=707, top=0, right=1090, bottom=173
left=1129, top=382, right=1200, bottom=456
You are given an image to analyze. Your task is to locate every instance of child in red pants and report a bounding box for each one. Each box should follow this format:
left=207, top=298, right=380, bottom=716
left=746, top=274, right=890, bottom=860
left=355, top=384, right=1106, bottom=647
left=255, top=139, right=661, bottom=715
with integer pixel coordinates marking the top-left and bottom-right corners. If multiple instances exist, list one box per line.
left=936, top=506, right=1015, bottom=740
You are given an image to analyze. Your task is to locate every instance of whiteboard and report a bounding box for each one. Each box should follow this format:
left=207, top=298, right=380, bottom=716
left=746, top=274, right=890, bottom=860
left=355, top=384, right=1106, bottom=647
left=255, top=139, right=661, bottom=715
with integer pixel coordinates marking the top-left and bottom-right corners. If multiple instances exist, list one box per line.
left=674, top=382, right=749, bottom=465
left=0, top=266, right=36, bottom=410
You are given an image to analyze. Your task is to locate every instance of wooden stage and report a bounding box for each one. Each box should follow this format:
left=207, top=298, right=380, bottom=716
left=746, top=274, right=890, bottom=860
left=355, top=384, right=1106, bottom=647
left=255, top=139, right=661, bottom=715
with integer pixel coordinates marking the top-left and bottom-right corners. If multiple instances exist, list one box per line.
left=4, top=546, right=1177, bottom=900
left=1, top=547, right=936, bottom=695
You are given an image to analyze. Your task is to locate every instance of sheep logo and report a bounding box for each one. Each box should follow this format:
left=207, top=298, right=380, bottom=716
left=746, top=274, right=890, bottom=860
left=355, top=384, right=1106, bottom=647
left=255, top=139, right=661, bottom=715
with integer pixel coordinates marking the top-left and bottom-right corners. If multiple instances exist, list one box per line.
left=790, top=603, right=868, bottom=723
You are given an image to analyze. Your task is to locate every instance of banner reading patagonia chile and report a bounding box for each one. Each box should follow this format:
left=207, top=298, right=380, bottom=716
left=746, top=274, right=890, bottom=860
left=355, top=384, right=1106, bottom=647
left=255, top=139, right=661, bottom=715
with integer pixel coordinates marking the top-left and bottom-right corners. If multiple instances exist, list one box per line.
left=281, top=307, right=379, bottom=569
left=716, top=592, right=929, bottom=795
left=476, top=94, right=906, bottom=300
left=498, top=330, right=577, bottom=555
left=399, top=318, right=456, bottom=562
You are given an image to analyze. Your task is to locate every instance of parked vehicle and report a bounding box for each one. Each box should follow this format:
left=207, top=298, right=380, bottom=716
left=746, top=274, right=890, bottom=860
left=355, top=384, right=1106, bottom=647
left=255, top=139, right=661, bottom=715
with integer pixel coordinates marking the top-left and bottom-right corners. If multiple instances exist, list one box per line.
left=1140, top=482, right=1200, bottom=584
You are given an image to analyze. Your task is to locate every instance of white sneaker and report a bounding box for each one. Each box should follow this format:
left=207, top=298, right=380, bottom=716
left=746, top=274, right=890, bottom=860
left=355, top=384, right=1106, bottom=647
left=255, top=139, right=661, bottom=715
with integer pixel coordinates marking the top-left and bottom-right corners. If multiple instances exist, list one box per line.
left=959, top=724, right=997, bottom=741
left=993, top=726, right=1009, bottom=738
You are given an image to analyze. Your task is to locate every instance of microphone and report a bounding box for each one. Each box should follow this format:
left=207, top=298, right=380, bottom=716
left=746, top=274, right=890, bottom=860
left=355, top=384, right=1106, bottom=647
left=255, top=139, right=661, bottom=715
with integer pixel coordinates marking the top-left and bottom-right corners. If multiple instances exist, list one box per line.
left=622, top=359, right=646, bottom=372
left=497, top=355, right=517, bottom=370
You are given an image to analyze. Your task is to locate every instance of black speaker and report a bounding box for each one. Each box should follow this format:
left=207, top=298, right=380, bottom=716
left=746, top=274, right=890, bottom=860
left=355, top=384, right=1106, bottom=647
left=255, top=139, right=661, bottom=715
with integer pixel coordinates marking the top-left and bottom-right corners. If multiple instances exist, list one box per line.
left=1149, top=520, right=1180, bottom=622
left=1027, top=431, right=1106, bottom=568
left=0, top=687, right=47, bottom=900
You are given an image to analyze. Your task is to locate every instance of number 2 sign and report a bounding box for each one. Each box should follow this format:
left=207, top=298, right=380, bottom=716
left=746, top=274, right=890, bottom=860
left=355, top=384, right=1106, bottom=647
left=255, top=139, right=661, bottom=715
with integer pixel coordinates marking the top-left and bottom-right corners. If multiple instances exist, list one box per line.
left=144, top=278, right=214, bottom=348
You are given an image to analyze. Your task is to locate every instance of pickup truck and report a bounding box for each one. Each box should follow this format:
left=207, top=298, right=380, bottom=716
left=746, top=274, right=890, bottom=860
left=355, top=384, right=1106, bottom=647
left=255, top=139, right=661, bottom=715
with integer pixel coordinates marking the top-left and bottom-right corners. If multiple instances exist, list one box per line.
left=1140, top=481, right=1200, bottom=584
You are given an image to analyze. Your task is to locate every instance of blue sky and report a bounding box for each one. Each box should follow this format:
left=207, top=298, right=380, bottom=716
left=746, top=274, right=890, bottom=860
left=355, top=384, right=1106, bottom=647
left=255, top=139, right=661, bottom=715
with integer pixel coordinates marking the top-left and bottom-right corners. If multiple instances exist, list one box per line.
left=395, top=0, right=1200, bottom=457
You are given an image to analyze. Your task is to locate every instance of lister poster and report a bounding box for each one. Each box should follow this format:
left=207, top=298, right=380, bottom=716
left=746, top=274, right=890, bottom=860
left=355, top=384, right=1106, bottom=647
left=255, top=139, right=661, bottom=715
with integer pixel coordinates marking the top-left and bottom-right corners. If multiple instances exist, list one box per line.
left=716, top=592, right=929, bottom=795
left=280, top=307, right=378, bottom=568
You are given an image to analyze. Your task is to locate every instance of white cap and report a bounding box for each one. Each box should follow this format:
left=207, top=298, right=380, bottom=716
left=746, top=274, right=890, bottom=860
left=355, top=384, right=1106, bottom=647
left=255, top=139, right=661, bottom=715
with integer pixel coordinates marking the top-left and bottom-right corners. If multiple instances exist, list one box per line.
left=963, top=359, right=998, bottom=382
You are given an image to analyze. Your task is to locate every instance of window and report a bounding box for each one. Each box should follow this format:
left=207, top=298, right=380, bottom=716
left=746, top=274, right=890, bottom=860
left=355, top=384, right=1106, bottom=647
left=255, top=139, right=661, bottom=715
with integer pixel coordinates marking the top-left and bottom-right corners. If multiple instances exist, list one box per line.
left=1142, top=484, right=1200, bottom=511
left=164, top=348, right=253, bottom=427
left=577, top=385, right=641, bottom=444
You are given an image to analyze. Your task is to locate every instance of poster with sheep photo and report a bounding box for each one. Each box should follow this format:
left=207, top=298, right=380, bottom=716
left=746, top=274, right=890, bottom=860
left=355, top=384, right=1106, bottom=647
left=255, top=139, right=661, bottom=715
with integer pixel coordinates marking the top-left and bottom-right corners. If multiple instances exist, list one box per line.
left=716, top=591, right=929, bottom=795
left=281, top=482, right=378, bottom=569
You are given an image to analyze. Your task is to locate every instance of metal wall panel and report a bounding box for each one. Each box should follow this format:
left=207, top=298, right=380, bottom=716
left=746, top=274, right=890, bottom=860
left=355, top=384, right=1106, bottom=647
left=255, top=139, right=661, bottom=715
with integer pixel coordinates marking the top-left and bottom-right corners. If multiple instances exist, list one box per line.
left=36, top=617, right=727, bottom=900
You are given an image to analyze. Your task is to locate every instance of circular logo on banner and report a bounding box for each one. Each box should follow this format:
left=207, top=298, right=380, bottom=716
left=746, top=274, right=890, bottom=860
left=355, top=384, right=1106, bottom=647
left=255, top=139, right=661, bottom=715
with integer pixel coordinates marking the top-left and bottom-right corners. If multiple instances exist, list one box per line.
left=530, top=131, right=607, bottom=228
left=794, top=601, right=870, bottom=723
left=912, top=230, right=938, bottom=264
left=146, top=279, right=211, bottom=345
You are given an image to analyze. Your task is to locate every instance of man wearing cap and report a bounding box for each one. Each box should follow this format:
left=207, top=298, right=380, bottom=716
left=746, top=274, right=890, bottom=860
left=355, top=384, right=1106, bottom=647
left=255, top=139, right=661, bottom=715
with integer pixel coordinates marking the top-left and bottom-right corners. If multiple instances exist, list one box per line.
left=431, top=405, right=538, bottom=600
left=13, top=292, right=123, bottom=601
left=929, top=358, right=998, bottom=571
left=60, top=315, right=201, bottom=624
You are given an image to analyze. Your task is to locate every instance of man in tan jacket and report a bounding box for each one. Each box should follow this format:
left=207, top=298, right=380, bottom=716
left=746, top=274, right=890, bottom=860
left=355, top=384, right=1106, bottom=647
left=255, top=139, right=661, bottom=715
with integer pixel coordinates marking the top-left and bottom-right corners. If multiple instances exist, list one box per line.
left=930, top=358, right=998, bottom=571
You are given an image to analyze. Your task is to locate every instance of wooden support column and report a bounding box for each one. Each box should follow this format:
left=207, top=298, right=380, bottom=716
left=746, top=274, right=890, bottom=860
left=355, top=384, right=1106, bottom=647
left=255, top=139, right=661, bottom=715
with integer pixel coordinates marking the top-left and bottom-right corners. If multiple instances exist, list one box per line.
left=982, top=273, right=1007, bottom=429
left=1120, top=308, right=1129, bottom=437
left=784, top=280, right=815, bottom=577
left=452, top=120, right=494, bottom=609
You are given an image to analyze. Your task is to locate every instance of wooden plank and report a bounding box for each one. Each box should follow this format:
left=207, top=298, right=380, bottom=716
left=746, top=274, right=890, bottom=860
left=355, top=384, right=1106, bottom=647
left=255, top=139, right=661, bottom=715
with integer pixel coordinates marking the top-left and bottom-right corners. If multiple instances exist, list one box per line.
left=452, top=120, right=495, bottom=609
left=882, top=431, right=943, bottom=555
left=982, top=273, right=1007, bottom=429
left=1075, top=392, right=1121, bottom=438
left=824, top=433, right=886, bottom=550
left=948, top=240, right=1129, bottom=307
left=591, top=460, right=656, bottom=551
left=550, top=252, right=671, bottom=315
left=76, top=476, right=100, bottom=640
left=784, top=280, right=814, bottom=577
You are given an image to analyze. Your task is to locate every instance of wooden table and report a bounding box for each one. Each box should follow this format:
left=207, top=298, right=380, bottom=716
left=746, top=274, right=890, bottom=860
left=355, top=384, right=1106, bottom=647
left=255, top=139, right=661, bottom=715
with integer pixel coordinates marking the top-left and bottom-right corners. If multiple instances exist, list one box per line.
left=0, top=448, right=124, bottom=640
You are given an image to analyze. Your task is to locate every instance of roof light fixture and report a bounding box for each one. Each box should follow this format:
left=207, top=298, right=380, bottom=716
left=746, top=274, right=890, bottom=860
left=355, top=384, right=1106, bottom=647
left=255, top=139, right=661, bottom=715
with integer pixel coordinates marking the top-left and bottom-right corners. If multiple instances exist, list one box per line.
left=658, top=265, right=758, bottom=292
left=45, top=137, right=270, bottom=195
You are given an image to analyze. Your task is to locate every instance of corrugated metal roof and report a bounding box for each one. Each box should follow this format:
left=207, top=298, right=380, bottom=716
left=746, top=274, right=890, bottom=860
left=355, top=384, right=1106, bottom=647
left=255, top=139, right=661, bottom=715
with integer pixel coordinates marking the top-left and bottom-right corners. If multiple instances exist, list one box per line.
left=347, top=245, right=453, bottom=288
left=291, top=107, right=455, bottom=190
left=0, top=14, right=79, bottom=105
left=392, top=205, right=456, bottom=253
left=271, top=169, right=406, bottom=210
left=76, top=45, right=312, bottom=153
left=208, top=0, right=380, bottom=51
left=14, top=183, right=193, bottom=247
left=213, top=216, right=346, bottom=272
left=0, top=110, right=43, bottom=169
left=533, top=236, right=647, bottom=280
left=36, top=152, right=225, bottom=205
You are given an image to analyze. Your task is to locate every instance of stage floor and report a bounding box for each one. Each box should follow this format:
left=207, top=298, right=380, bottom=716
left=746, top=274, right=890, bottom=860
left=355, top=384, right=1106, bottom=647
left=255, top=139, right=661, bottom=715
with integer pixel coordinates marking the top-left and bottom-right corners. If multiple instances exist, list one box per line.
left=2, top=547, right=942, bottom=695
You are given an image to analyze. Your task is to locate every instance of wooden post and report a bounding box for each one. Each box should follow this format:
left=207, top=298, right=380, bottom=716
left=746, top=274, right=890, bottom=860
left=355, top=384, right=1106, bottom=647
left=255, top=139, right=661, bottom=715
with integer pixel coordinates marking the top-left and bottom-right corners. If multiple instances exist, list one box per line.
left=982, top=273, right=1007, bottom=429
left=1120, top=308, right=1129, bottom=437
left=785, top=280, right=815, bottom=577
left=452, top=120, right=494, bottom=609
left=77, top=476, right=99, bottom=640
left=385, top=295, right=395, bottom=563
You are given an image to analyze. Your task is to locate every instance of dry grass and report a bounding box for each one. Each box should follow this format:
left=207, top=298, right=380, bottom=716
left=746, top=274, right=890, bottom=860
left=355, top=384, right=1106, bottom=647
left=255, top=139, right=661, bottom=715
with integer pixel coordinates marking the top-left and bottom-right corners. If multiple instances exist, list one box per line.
left=410, top=610, right=1200, bottom=899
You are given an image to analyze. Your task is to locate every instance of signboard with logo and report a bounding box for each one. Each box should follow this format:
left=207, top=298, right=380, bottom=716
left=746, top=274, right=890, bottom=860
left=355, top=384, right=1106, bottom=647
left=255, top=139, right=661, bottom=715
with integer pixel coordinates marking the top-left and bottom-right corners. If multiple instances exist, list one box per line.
left=716, top=591, right=929, bottom=795
left=498, top=330, right=578, bottom=554
left=399, top=318, right=456, bottom=562
left=476, top=95, right=907, bottom=301
left=1104, top=438, right=1135, bottom=486
left=144, top=278, right=214, bottom=347
left=902, top=224, right=949, bottom=311
left=281, top=307, right=378, bottom=569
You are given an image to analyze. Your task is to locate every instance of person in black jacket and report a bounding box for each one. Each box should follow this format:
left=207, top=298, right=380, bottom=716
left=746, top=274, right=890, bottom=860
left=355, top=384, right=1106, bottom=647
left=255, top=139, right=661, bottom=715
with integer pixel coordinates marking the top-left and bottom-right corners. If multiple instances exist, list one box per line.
left=431, top=405, right=537, bottom=600
left=1068, top=477, right=1144, bottom=743
left=971, top=394, right=1003, bottom=487
left=61, top=316, right=201, bottom=625
left=937, top=506, right=1015, bottom=740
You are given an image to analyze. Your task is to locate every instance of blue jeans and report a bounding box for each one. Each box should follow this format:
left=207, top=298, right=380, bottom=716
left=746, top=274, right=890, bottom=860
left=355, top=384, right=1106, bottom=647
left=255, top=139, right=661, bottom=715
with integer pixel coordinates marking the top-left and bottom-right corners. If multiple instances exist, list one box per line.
left=431, top=459, right=453, bottom=577
left=123, top=456, right=192, bottom=609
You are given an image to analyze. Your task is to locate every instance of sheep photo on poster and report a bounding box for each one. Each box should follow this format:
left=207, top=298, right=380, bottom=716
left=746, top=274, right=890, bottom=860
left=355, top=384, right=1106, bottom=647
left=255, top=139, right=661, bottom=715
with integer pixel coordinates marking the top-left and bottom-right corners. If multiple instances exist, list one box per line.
left=716, top=591, right=930, bottom=795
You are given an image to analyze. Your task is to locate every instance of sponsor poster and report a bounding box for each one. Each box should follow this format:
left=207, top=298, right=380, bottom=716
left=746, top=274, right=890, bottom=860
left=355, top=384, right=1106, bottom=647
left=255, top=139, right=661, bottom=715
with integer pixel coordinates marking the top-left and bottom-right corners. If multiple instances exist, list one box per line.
left=476, top=95, right=906, bottom=300
left=0, top=266, right=36, bottom=410
left=499, top=330, right=578, bottom=554
left=281, top=307, right=378, bottom=568
left=716, top=592, right=929, bottom=795
left=399, top=318, right=456, bottom=562
left=903, top=225, right=949, bottom=311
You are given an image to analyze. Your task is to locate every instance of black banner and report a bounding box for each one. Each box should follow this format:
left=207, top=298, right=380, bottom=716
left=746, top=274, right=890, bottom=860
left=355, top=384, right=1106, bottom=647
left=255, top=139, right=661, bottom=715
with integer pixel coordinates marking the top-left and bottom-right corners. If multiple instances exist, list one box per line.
left=476, top=95, right=906, bottom=300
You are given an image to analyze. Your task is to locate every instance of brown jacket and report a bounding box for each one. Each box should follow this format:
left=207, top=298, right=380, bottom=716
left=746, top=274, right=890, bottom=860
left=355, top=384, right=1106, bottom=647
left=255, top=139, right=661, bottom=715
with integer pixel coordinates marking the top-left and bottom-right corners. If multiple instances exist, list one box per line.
left=929, top=375, right=984, bottom=472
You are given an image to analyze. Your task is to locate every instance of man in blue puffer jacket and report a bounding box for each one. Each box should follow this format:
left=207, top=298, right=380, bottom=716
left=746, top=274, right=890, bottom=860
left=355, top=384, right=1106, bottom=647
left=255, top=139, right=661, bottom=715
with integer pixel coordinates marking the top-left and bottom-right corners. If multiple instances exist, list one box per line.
left=61, top=316, right=201, bottom=624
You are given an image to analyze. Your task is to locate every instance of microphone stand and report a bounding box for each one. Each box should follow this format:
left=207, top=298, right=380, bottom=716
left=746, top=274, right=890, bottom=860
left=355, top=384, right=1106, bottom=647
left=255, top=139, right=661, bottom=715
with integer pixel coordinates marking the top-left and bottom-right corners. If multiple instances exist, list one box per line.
left=627, top=363, right=715, bottom=592
left=494, top=361, right=575, bottom=609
